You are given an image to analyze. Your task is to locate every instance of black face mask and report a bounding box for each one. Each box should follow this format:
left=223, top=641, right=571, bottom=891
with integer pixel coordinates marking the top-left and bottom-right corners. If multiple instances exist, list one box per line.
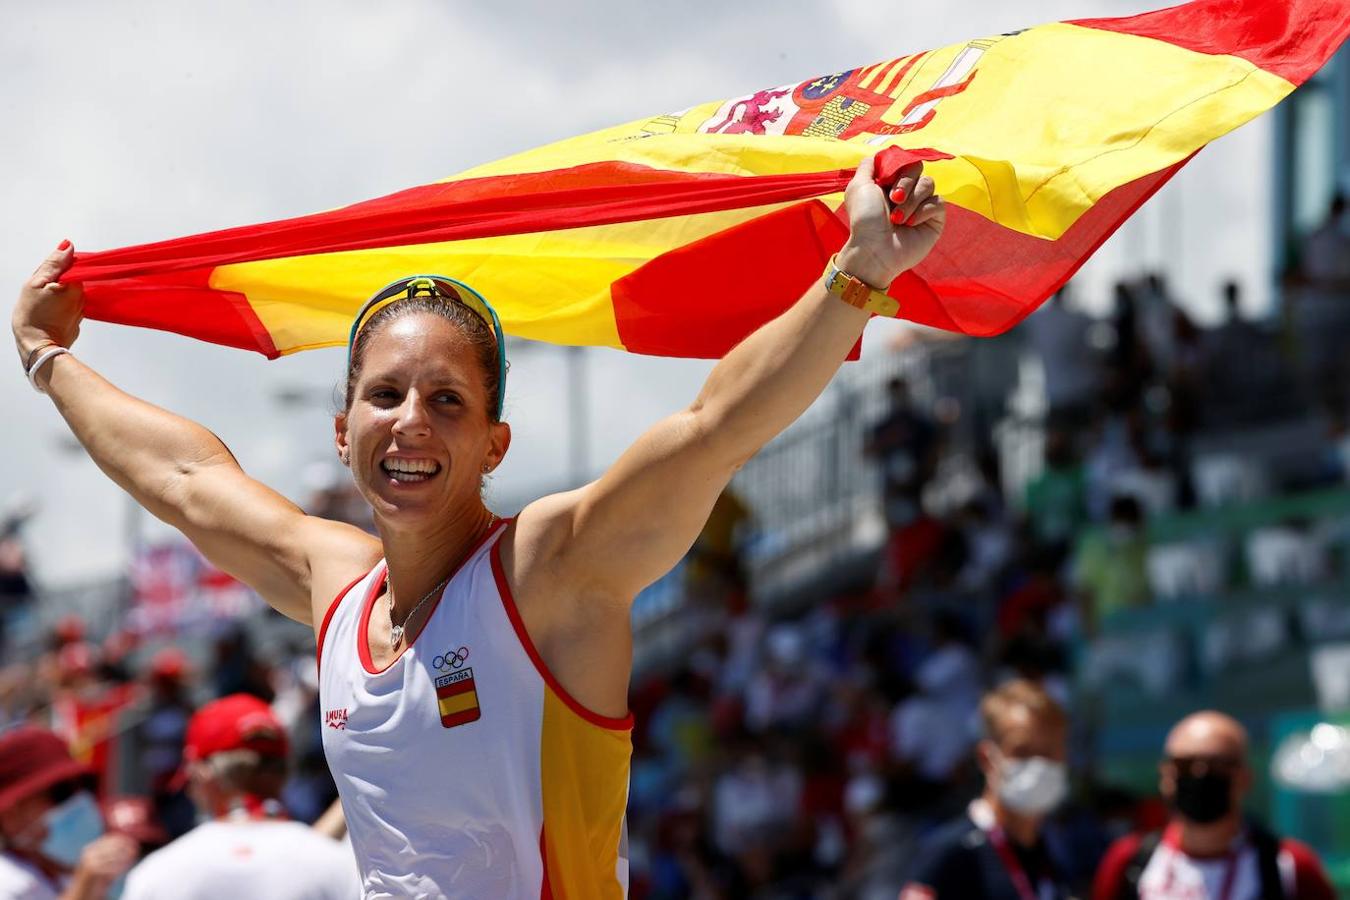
left=1174, top=771, right=1234, bottom=824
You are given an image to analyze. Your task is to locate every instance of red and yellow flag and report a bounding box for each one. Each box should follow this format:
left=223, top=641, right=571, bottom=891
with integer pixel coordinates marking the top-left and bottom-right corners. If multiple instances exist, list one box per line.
left=65, top=0, right=1348, bottom=358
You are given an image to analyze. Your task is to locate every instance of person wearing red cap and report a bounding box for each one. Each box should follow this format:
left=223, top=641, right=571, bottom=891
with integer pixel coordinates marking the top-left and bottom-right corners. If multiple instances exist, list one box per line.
left=0, top=726, right=136, bottom=900
left=120, top=694, right=357, bottom=900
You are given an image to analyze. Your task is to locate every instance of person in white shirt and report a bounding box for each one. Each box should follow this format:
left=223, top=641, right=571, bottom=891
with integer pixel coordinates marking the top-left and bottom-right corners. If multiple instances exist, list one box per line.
left=121, top=694, right=358, bottom=900
left=0, top=726, right=136, bottom=900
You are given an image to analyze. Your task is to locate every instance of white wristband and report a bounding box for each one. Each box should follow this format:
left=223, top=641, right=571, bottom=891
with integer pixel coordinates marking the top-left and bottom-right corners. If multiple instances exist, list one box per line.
left=26, top=346, right=69, bottom=393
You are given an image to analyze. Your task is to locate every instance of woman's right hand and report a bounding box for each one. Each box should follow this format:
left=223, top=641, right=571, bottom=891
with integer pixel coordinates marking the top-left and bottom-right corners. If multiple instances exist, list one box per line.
left=12, top=242, right=83, bottom=367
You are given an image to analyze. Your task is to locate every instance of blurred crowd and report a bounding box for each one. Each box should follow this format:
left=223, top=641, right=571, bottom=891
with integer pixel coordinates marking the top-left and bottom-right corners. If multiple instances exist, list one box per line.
left=619, top=194, right=1350, bottom=898
left=0, top=194, right=1347, bottom=898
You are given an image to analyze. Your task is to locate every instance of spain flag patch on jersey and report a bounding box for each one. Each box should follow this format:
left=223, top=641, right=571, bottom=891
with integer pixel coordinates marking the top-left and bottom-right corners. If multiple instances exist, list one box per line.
left=435, top=669, right=481, bottom=729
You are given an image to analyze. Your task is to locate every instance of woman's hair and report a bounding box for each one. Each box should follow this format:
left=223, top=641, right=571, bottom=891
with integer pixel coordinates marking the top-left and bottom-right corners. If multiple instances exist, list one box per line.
left=344, top=296, right=503, bottom=420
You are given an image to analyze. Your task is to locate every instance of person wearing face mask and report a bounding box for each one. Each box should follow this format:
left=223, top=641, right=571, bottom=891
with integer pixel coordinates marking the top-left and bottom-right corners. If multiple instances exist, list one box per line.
left=0, top=726, right=137, bottom=900
left=899, top=679, right=1072, bottom=900
left=1091, top=711, right=1334, bottom=900
left=120, top=694, right=358, bottom=900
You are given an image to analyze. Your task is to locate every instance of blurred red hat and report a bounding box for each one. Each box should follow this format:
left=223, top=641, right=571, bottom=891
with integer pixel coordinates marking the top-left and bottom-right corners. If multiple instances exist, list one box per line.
left=183, top=694, right=288, bottom=764
left=0, top=727, right=94, bottom=813
left=148, top=647, right=189, bottom=682
left=102, top=796, right=169, bottom=847
left=52, top=614, right=86, bottom=646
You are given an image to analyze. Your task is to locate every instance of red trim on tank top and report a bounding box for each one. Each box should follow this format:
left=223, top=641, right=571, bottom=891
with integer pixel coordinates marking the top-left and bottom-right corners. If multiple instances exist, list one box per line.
left=357, top=520, right=508, bottom=675
left=491, top=537, right=635, bottom=731
left=539, top=825, right=555, bottom=899
left=316, top=570, right=370, bottom=675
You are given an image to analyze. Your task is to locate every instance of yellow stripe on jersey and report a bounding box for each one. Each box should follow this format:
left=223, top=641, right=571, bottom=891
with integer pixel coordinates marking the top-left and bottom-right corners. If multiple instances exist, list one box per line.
left=539, top=690, right=632, bottom=899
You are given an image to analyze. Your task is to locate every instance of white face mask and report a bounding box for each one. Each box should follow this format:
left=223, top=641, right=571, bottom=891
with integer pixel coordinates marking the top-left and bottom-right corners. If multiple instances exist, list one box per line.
left=997, top=754, right=1068, bottom=816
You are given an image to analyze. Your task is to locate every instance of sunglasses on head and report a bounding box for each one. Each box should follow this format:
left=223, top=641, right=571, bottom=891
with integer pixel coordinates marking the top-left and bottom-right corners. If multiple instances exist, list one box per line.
left=348, top=275, right=507, bottom=418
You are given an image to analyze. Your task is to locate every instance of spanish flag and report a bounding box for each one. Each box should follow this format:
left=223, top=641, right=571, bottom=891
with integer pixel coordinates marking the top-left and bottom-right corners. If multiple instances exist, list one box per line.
left=435, top=669, right=481, bottom=729
left=65, top=0, right=1348, bottom=358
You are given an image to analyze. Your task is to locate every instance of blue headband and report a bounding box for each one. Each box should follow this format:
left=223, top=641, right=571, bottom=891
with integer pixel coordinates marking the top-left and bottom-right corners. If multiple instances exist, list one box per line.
left=347, top=274, right=507, bottom=419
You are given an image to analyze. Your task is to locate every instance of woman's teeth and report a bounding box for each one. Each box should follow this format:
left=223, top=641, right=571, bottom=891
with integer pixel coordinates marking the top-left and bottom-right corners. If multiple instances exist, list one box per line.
left=381, top=459, right=441, bottom=482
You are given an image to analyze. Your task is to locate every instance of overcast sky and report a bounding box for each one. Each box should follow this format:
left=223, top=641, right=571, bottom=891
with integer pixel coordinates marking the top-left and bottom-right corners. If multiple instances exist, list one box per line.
left=3, top=0, right=1273, bottom=586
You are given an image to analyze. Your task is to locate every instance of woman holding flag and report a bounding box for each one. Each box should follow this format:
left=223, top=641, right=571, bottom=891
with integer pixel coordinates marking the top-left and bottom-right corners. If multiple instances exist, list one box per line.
left=12, top=156, right=944, bottom=897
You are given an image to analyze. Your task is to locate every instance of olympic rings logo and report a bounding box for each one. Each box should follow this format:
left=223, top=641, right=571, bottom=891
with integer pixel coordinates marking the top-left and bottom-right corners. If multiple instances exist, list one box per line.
left=433, top=646, right=470, bottom=671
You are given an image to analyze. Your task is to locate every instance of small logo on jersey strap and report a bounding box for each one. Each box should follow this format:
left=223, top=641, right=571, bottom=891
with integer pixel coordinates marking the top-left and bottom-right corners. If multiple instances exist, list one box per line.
left=433, top=645, right=470, bottom=672
left=434, top=668, right=481, bottom=728
left=325, top=708, right=348, bottom=730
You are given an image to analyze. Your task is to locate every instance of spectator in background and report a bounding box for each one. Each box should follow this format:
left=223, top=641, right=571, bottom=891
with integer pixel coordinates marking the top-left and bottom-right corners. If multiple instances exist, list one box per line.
left=209, top=627, right=273, bottom=702
left=1072, top=495, right=1151, bottom=630
left=1024, top=429, right=1088, bottom=550
left=711, top=738, right=801, bottom=861
left=1083, top=402, right=1149, bottom=522
left=890, top=612, right=981, bottom=790
left=0, top=727, right=136, bottom=900
left=745, top=624, right=822, bottom=733
left=121, top=694, right=357, bottom=900
left=0, top=521, right=33, bottom=652
left=133, top=649, right=196, bottom=838
left=1092, top=711, right=1334, bottom=900
left=1022, top=287, right=1100, bottom=427
left=1300, top=192, right=1350, bottom=288
left=1202, top=282, right=1266, bottom=398
left=1105, top=281, right=1153, bottom=412
left=1137, top=273, right=1178, bottom=377
left=900, top=679, right=1073, bottom=899
left=49, top=643, right=138, bottom=798
left=867, top=377, right=939, bottom=508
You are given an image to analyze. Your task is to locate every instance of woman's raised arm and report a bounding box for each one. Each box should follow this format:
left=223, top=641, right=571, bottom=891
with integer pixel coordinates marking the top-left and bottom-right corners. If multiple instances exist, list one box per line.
left=518, top=157, right=945, bottom=603
left=12, top=245, right=379, bottom=626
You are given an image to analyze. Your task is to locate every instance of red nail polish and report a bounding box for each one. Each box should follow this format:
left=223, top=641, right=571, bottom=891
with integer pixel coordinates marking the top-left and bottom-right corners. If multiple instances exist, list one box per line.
left=890, top=189, right=907, bottom=203
left=57, top=239, right=71, bottom=251
left=891, top=210, right=907, bottom=226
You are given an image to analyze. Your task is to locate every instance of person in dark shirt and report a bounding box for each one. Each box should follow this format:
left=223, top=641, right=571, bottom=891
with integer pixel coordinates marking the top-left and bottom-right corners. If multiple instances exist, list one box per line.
left=867, top=377, right=939, bottom=507
left=900, top=679, right=1072, bottom=900
left=1092, top=711, right=1334, bottom=900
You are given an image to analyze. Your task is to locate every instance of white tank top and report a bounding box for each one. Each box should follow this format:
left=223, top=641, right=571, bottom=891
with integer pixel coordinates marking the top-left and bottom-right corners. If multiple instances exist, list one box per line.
left=317, top=521, right=632, bottom=899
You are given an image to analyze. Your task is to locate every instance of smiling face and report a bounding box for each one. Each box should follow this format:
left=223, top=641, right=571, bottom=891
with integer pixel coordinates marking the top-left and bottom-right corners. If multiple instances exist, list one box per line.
left=336, top=312, right=510, bottom=527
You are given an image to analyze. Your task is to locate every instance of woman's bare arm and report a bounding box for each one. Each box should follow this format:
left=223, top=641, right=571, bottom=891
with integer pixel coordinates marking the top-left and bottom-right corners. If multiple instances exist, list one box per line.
left=519, top=157, right=945, bottom=603
left=13, top=248, right=378, bottom=625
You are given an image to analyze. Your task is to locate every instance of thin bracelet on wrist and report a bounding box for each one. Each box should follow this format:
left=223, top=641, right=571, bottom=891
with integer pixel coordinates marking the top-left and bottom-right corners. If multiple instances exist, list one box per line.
left=23, top=339, right=58, bottom=372
left=26, top=346, right=70, bottom=394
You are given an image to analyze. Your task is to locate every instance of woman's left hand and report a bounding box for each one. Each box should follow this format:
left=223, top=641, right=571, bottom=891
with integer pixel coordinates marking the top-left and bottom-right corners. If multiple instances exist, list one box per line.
left=837, top=156, right=946, bottom=291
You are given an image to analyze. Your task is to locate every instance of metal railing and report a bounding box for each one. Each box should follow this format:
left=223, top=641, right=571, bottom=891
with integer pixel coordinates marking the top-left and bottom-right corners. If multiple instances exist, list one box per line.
left=731, top=334, right=1021, bottom=598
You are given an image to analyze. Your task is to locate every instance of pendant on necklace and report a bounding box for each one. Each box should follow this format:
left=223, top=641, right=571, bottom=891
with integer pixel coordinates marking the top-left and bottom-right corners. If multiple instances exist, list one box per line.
left=390, top=624, right=404, bottom=650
